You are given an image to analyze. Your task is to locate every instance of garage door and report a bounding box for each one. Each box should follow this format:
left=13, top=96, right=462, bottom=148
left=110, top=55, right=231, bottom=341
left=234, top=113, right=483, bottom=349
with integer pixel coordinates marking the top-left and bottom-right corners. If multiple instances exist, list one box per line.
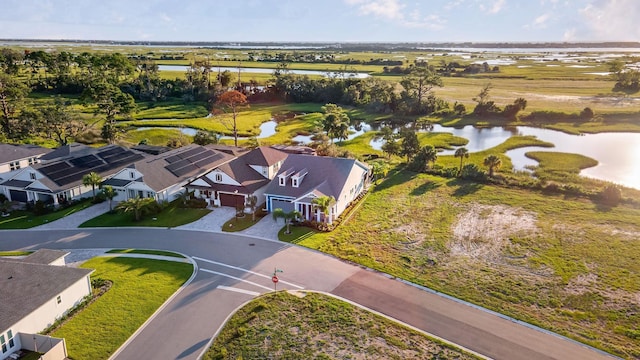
left=219, top=193, right=245, bottom=207
left=9, top=190, right=27, bottom=202
left=271, top=199, right=294, bottom=213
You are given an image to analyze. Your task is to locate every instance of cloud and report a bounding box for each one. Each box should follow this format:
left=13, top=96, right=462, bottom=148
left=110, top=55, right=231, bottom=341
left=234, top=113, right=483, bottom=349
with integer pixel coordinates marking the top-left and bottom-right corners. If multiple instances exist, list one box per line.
left=345, top=0, right=445, bottom=29
left=480, top=0, right=506, bottom=14
left=531, top=13, right=551, bottom=28
left=579, top=0, right=640, bottom=41
left=348, top=0, right=405, bottom=21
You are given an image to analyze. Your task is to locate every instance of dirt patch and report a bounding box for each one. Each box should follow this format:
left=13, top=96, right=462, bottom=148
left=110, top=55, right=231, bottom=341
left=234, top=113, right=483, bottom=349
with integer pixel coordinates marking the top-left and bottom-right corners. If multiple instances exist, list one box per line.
left=449, top=204, right=538, bottom=261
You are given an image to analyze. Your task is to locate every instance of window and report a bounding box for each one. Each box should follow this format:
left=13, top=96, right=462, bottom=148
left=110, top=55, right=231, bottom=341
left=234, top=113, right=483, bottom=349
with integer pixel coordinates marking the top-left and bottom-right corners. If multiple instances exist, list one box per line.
left=28, top=157, right=37, bottom=165
left=30, top=172, right=36, bottom=180
left=1, top=334, right=6, bottom=353
left=7, top=330, right=13, bottom=348
left=57, top=295, right=62, bottom=304
left=292, top=178, right=298, bottom=187
left=279, top=176, right=285, bottom=186
left=130, top=171, right=135, bottom=179
left=9, top=161, right=20, bottom=171
left=215, top=173, right=222, bottom=182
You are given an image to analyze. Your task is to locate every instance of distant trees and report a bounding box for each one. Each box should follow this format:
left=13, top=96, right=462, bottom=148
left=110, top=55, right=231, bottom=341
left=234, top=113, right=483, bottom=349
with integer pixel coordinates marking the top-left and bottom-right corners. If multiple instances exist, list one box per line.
left=609, top=60, right=640, bottom=93
left=213, top=90, right=248, bottom=147
left=321, top=103, right=350, bottom=143
left=472, top=84, right=527, bottom=119
left=0, top=72, right=29, bottom=138
left=81, top=82, right=135, bottom=143
left=409, top=145, right=438, bottom=172
left=399, top=66, right=444, bottom=115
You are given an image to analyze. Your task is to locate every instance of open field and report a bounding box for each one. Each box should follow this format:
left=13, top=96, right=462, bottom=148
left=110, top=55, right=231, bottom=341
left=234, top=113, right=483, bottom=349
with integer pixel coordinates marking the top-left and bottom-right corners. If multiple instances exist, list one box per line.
left=299, top=170, right=640, bottom=358
left=50, top=257, right=193, bottom=360
left=204, top=291, right=480, bottom=360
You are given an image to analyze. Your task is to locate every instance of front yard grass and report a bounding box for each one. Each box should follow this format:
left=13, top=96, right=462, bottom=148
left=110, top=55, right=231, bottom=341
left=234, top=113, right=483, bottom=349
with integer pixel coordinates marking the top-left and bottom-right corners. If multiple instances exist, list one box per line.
left=106, top=249, right=185, bottom=258
left=299, top=170, right=640, bottom=358
left=278, top=225, right=317, bottom=243
left=0, top=200, right=94, bottom=229
left=204, top=291, right=480, bottom=360
left=79, top=202, right=210, bottom=228
left=50, top=257, right=193, bottom=360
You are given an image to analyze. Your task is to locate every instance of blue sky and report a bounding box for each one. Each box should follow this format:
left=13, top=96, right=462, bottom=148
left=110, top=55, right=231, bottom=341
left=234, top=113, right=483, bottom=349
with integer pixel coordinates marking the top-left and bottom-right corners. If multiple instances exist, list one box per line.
left=0, top=0, right=638, bottom=42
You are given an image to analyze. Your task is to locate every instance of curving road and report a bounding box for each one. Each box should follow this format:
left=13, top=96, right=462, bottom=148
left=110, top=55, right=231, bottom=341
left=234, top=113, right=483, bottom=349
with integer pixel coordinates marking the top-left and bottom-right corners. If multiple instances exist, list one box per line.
left=0, top=229, right=617, bottom=360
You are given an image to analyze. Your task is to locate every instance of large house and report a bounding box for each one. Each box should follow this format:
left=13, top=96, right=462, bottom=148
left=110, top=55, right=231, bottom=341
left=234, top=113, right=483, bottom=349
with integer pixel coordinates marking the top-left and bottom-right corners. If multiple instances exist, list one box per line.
left=103, top=144, right=235, bottom=203
left=187, top=146, right=288, bottom=207
left=0, top=144, right=51, bottom=183
left=0, top=143, right=145, bottom=206
left=0, top=250, right=93, bottom=360
left=263, top=154, right=369, bottom=224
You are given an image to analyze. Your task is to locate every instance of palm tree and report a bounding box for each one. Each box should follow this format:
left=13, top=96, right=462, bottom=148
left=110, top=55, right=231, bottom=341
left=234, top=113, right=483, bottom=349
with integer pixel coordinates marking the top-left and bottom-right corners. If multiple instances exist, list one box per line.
left=246, top=194, right=258, bottom=222
left=115, top=197, right=156, bottom=221
left=483, top=155, right=502, bottom=177
left=454, top=147, right=470, bottom=175
left=312, top=195, right=336, bottom=224
left=101, top=185, right=117, bottom=211
left=272, top=208, right=301, bottom=234
left=82, top=172, right=103, bottom=200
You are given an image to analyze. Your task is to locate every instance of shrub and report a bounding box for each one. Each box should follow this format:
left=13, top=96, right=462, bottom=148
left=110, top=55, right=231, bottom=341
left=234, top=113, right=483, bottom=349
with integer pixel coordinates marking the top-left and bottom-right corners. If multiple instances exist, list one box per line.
left=0, top=194, right=7, bottom=203
left=33, top=200, right=52, bottom=216
left=600, top=184, right=622, bottom=206
left=180, top=198, right=207, bottom=209
left=92, top=191, right=107, bottom=204
left=460, top=164, right=486, bottom=180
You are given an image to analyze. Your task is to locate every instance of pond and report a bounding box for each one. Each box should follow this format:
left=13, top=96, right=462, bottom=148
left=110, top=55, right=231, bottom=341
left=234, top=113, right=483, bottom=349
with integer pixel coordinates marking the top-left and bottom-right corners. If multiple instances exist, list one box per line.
left=135, top=120, right=279, bottom=139
left=158, top=65, right=370, bottom=78
left=368, top=125, right=640, bottom=189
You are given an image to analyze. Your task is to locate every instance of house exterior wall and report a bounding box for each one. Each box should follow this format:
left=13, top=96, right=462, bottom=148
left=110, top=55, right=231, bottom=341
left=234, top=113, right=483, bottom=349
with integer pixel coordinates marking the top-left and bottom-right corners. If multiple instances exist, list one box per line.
left=13, top=334, right=66, bottom=360
left=3, top=276, right=91, bottom=337
left=334, top=167, right=368, bottom=216
left=0, top=156, right=41, bottom=175
left=205, top=170, right=241, bottom=186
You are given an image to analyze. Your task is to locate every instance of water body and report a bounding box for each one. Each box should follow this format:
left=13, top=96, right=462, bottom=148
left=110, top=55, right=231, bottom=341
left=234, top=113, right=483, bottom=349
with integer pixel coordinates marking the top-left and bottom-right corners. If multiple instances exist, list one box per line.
left=158, top=65, right=370, bottom=78
left=135, top=120, right=279, bottom=139
left=367, top=125, right=640, bottom=189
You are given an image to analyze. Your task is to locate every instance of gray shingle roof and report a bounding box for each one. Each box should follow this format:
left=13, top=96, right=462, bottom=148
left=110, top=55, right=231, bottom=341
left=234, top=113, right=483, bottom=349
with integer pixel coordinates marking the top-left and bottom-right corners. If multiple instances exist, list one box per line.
left=22, top=249, right=69, bottom=265
left=263, top=155, right=368, bottom=200
left=0, top=144, right=51, bottom=164
left=0, top=259, right=93, bottom=331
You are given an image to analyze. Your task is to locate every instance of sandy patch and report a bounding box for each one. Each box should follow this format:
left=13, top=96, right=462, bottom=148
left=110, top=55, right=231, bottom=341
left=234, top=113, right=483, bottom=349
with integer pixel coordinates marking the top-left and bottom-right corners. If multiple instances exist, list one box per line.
left=449, top=204, right=538, bottom=261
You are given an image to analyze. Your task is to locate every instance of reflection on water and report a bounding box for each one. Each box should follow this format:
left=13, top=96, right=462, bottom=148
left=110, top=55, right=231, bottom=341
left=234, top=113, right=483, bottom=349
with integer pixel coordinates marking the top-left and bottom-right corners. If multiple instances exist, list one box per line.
left=136, top=120, right=279, bottom=140
left=369, top=124, right=640, bottom=189
left=158, top=65, right=370, bottom=78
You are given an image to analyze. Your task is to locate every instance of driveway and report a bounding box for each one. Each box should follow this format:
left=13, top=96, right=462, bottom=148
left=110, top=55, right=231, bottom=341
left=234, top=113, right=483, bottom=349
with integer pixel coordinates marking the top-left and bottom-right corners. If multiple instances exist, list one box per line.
left=176, top=207, right=283, bottom=240
left=33, top=202, right=110, bottom=230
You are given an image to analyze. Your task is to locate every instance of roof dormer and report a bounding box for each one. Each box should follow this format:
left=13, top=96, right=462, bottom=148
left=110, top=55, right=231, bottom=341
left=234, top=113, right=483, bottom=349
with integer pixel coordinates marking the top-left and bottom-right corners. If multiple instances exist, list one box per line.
left=290, top=168, right=308, bottom=188
left=278, top=167, right=295, bottom=187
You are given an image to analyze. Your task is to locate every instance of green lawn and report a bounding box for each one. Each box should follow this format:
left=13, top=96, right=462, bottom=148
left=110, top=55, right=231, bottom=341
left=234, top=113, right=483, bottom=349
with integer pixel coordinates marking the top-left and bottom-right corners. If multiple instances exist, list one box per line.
left=106, top=249, right=185, bottom=258
left=0, top=200, right=95, bottom=229
left=277, top=225, right=317, bottom=243
left=204, top=291, right=480, bottom=360
left=50, top=257, right=193, bottom=360
left=79, top=202, right=210, bottom=228
left=299, top=171, right=640, bottom=358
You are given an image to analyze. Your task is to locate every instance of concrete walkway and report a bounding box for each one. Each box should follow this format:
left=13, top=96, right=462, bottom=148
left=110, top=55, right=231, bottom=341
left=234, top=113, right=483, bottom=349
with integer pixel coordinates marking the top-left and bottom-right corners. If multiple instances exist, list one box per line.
left=33, top=202, right=110, bottom=230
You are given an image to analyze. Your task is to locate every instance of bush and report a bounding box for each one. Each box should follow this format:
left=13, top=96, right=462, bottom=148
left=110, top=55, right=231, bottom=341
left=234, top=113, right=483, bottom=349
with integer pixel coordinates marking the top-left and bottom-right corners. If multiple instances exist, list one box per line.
left=0, top=194, right=7, bottom=203
left=180, top=198, right=207, bottom=209
left=92, top=191, right=107, bottom=204
left=33, top=200, right=51, bottom=216
left=600, top=184, right=622, bottom=206
left=460, top=164, right=486, bottom=180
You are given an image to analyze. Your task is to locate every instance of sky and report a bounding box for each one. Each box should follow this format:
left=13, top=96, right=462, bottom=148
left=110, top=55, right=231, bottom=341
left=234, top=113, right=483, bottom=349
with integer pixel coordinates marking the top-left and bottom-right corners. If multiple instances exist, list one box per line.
left=0, top=0, right=639, bottom=43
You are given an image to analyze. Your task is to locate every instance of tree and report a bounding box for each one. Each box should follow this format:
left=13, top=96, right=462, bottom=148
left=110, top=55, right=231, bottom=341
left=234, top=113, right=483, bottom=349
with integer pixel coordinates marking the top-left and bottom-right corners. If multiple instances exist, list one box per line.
left=213, top=90, right=248, bottom=147
left=381, top=139, right=401, bottom=158
left=321, top=103, right=350, bottom=143
left=39, top=98, right=85, bottom=146
left=115, top=197, right=156, bottom=221
left=193, top=130, right=220, bottom=145
left=101, top=185, right=117, bottom=211
left=312, top=195, right=336, bottom=224
left=82, top=172, right=103, bottom=200
left=246, top=194, right=258, bottom=222
left=409, top=145, right=438, bottom=172
left=371, top=162, right=390, bottom=184
left=400, top=66, right=443, bottom=114
left=454, top=147, right=470, bottom=175
left=0, top=72, right=29, bottom=137
left=272, top=208, right=301, bottom=234
left=81, top=82, right=135, bottom=143
left=483, top=155, right=502, bottom=177
left=472, top=83, right=499, bottom=116
left=399, top=129, right=420, bottom=161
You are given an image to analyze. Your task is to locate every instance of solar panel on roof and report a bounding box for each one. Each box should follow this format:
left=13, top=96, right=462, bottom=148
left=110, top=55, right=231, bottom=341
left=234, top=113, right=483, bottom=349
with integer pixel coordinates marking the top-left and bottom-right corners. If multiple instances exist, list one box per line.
left=165, top=154, right=182, bottom=164
left=177, top=147, right=204, bottom=160
left=97, top=147, right=126, bottom=159
left=39, top=162, right=71, bottom=176
left=70, top=155, right=101, bottom=168
left=165, top=159, right=191, bottom=172
left=194, top=153, right=224, bottom=168
left=170, top=164, right=198, bottom=177
left=102, top=150, right=142, bottom=164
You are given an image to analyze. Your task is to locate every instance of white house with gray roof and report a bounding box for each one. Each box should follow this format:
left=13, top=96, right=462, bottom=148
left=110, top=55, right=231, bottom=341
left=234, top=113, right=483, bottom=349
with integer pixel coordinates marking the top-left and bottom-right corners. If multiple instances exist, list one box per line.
left=0, top=250, right=93, bottom=360
left=103, top=144, right=234, bottom=203
left=263, top=154, right=369, bottom=224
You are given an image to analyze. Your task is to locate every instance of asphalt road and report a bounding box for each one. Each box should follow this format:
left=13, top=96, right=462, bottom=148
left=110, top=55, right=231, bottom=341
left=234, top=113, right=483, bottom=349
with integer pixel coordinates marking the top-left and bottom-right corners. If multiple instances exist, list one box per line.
left=0, top=229, right=618, bottom=360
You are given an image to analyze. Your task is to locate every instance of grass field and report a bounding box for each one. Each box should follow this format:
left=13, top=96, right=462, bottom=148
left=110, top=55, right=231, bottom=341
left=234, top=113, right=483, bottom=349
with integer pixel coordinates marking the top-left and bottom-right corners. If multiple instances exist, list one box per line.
left=79, top=201, right=210, bottom=228
left=298, top=171, right=640, bottom=358
left=50, top=257, right=193, bottom=360
left=105, top=249, right=186, bottom=258
left=0, top=200, right=95, bottom=229
left=204, top=291, right=480, bottom=360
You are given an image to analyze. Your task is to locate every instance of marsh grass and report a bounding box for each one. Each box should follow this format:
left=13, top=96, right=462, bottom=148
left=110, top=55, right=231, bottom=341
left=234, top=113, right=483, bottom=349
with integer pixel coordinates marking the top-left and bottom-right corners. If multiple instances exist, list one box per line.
left=204, top=292, right=480, bottom=360
left=299, top=170, right=640, bottom=357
